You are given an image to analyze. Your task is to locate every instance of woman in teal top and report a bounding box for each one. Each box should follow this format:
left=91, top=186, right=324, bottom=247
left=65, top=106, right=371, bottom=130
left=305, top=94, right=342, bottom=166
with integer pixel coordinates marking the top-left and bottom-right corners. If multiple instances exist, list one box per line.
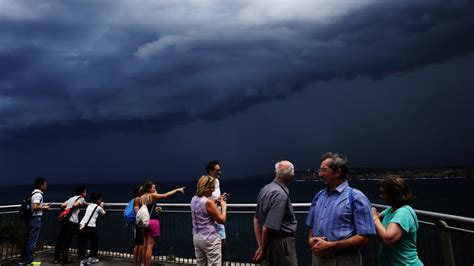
left=372, top=175, right=423, bottom=266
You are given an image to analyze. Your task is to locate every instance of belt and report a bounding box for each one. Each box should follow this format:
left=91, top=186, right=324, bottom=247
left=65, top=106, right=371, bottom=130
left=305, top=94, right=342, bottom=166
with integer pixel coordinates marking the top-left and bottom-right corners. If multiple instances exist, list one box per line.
left=274, top=231, right=295, bottom=237
left=323, top=248, right=359, bottom=259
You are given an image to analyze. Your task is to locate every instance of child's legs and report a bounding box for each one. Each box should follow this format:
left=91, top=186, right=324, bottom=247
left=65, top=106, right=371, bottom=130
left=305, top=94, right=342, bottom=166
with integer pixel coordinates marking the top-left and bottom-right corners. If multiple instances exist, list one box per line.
left=89, top=227, right=99, bottom=257
left=77, top=228, right=89, bottom=260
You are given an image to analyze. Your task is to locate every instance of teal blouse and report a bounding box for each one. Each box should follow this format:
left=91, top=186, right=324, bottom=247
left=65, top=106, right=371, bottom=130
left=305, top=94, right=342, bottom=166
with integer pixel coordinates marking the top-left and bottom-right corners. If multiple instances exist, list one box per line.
left=378, top=205, right=423, bottom=266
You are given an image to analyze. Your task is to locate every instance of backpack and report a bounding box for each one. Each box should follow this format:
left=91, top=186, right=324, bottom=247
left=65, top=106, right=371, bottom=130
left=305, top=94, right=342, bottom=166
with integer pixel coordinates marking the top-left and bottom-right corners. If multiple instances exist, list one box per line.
left=135, top=204, right=150, bottom=227
left=124, top=198, right=136, bottom=224
left=19, top=191, right=41, bottom=220
left=135, top=195, right=151, bottom=228
left=56, top=196, right=83, bottom=222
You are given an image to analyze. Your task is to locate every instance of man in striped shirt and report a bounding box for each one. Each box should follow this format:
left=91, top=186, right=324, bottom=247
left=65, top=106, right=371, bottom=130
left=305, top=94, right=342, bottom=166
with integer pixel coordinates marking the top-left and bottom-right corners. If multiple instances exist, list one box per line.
left=305, top=152, right=375, bottom=266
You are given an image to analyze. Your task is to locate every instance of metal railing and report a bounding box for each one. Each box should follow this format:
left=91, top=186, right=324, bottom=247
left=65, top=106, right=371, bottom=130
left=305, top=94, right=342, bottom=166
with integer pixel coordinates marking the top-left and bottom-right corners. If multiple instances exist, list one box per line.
left=1, top=203, right=473, bottom=265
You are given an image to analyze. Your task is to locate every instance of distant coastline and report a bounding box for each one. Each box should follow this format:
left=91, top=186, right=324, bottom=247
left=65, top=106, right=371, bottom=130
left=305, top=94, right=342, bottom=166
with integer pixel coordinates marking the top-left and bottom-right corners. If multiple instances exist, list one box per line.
left=295, top=167, right=474, bottom=181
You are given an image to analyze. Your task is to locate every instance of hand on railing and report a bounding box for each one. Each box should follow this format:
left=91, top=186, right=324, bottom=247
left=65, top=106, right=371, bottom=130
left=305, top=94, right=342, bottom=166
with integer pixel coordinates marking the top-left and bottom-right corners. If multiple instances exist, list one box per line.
left=371, top=207, right=381, bottom=221
left=41, top=203, right=51, bottom=211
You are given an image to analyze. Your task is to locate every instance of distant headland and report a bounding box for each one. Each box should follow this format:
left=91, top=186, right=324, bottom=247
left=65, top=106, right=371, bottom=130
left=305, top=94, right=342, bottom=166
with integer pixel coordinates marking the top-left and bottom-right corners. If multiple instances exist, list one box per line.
left=294, top=167, right=474, bottom=181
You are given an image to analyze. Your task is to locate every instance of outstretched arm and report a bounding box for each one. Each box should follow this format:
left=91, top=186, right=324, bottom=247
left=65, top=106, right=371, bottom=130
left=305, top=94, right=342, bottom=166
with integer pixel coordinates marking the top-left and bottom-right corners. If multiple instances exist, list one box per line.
left=152, top=187, right=185, bottom=200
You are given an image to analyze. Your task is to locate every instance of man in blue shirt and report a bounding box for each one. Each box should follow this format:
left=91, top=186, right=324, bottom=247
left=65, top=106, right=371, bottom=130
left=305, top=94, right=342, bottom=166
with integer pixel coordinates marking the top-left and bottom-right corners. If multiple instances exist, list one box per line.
left=305, top=152, right=375, bottom=266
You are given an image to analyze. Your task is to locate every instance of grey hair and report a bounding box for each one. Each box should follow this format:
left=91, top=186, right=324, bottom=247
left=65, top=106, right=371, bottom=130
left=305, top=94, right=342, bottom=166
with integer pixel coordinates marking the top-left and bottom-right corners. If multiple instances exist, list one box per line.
left=275, top=160, right=295, bottom=179
left=321, top=152, right=348, bottom=178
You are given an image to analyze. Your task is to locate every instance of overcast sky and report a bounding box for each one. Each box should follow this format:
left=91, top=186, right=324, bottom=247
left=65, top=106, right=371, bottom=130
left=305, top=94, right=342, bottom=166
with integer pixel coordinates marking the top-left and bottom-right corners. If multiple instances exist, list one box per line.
left=1, top=0, right=474, bottom=185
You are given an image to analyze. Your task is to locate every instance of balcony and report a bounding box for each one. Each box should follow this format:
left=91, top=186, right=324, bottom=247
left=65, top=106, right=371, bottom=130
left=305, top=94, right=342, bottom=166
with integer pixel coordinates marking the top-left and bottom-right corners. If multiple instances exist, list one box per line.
left=1, top=203, right=473, bottom=265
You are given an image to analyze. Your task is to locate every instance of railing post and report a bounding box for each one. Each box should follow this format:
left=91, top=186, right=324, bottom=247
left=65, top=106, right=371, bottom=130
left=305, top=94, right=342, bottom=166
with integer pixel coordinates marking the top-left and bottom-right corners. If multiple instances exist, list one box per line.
left=436, top=220, right=455, bottom=266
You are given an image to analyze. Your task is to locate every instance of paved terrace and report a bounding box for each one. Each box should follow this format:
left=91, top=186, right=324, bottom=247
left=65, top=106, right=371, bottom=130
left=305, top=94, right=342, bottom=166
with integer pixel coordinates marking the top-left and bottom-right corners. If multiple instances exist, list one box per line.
left=0, top=247, right=196, bottom=266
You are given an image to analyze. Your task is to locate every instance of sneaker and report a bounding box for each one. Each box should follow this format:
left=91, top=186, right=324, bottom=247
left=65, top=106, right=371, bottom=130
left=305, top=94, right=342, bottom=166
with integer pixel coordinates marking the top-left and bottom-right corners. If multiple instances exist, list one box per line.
left=88, top=257, right=99, bottom=264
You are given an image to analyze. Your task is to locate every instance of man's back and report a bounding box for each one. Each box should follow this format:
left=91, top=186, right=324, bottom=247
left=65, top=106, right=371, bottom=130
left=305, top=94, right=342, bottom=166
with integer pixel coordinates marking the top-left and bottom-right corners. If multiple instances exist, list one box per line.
left=255, top=180, right=297, bottom=234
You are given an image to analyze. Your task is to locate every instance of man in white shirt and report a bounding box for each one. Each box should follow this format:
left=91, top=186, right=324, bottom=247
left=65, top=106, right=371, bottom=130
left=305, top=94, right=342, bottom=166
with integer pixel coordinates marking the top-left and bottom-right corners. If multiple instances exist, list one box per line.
left=19, top=177, right=50, bottom=265
left=206, top=161, right=228, bottom=265
left=54, top=186, right=87, bottom=264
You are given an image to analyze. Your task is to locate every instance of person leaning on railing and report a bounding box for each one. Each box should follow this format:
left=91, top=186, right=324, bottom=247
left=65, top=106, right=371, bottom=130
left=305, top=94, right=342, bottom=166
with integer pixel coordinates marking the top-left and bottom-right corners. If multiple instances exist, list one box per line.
left=372, top=175, right=423, bottom=266
left=54, top=185, right=87, bottom=264
left=191, top=175, right=228, bottom=266
left=78, top=192, right=106, bottom=265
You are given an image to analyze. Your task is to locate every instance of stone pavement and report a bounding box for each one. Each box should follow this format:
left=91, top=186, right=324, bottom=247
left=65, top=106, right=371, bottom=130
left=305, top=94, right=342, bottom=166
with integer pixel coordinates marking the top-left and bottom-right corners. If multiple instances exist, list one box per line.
left=0, top=250, right=194, bottom=266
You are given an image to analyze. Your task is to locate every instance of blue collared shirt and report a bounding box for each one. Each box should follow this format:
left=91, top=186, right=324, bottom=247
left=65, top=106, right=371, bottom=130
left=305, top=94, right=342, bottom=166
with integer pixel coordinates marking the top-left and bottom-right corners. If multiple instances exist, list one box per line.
left=305, top=181, right=375, bottom=241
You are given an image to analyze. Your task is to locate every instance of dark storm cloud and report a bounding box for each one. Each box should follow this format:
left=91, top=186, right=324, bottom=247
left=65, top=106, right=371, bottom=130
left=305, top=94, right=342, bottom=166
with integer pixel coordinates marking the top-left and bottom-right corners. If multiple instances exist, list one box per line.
left=1, top=0, right=474, bottom=150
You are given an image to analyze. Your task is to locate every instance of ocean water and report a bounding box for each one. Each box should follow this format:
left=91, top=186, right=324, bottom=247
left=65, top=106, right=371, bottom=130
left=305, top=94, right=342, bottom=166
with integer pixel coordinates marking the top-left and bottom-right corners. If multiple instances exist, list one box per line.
left=1, top=177, right=473, bottom=217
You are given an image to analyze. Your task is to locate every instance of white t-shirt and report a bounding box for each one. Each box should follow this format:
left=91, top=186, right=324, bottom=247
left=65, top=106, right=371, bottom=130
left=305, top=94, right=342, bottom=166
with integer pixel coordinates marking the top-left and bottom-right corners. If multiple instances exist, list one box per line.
left=31, top=189, right=44, bottom=217
left=210, top=178, right=221, bottom=201
left=65, top=195, right=86, bottom=223
left=80, top=203, right=106, bottom=228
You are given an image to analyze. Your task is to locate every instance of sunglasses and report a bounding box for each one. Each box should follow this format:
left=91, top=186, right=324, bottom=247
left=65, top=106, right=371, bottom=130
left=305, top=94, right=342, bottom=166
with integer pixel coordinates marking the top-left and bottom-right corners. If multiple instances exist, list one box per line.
left=205, top=176, right=214, bottom=187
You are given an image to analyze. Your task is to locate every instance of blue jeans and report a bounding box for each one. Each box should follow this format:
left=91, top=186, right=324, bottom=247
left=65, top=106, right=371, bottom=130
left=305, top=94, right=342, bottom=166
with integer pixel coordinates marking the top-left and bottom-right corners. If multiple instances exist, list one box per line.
left=21, top=216, right=42, bottom=263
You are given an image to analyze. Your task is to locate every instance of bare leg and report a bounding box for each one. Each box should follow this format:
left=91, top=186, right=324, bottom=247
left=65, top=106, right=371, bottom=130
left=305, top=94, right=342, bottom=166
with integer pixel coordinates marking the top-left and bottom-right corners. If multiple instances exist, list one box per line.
left=143, top=235, right=155, bottom=266
left=137, top=245, right=144, bottom=264
left=133, top=244, right=143, bottom=264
